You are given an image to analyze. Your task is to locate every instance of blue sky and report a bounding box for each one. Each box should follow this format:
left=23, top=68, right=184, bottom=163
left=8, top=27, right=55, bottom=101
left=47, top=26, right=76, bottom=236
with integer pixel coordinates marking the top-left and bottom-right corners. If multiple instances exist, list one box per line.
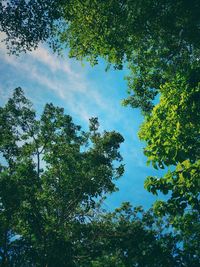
left=0, top=33, right=165, bottom=210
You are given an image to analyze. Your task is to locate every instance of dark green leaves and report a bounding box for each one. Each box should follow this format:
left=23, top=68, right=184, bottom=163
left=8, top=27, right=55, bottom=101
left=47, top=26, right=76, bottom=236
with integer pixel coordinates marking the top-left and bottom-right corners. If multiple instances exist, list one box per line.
left=0, top=0, right=63, bottom=54
left=0, top=88, right=125, bottom=266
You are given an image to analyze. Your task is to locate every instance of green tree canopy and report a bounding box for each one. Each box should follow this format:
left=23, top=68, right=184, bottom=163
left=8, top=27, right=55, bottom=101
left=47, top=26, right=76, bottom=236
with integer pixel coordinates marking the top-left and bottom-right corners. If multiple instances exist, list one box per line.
left=138, top=74, right=200, bottom=263
left=2, top=0, right=200, bottom=113
left=139, top=74, right=200, bottom=212
left=139, top=75, right=200, bottom=167
left=1, top=2, right=200, bottom=265
left=0, top=0, right=63, bottom=53
left=0, top=88, right=124, bottom=266
left=82, top=203, right=179, bottom=267
left=1, top=89, right=198, bottom=266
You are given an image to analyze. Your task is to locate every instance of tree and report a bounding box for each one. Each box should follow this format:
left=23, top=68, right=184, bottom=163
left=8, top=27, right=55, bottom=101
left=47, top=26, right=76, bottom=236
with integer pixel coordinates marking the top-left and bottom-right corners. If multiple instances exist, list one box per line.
left=138, top=75, right=200, bottom=212
left=80, top=203, right=179, bottom=267
left=1, top=2, right=200, bottom=264
left=0, top=88, right=124, bottom=266
left=139, top=75, right=200, bottom=167
left=58, top=0, right=200, bottom=113
left=1, top=89, right=198, bottom=267
left=0, top=0, right=63, bottom=54
left=2, top=1, right=200, bottom=113
left=138, top=75, right=200, bottom=265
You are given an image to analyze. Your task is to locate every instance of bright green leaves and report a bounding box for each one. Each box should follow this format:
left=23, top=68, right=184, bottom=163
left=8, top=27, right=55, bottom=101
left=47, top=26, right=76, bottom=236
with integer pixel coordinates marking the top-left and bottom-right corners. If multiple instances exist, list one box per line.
left=139, top=75, right=200, bottom=167
left=140, top=74, right=200, bottom=259
left=146, top=160, right=200, bottom=216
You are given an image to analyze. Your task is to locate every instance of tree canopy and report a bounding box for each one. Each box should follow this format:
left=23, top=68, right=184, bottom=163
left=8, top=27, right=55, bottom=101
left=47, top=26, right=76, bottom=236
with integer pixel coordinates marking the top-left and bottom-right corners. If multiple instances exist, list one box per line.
left=0, top=0, right=62, bottom=53
left=1, top=1, right=200, bottom=265
left=1, top=89, right=199, bottom=266
left=0, top=88, right=125, bottom=266
left=1, top=0, right=200, bottom=112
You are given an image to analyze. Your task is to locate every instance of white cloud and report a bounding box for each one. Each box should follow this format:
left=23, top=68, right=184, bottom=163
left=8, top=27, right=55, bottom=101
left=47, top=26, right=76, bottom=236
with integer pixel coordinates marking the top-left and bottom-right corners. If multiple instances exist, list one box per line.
left=0, top=36, right=122, bottom=125
left=30, top=45, right=77, bottom=78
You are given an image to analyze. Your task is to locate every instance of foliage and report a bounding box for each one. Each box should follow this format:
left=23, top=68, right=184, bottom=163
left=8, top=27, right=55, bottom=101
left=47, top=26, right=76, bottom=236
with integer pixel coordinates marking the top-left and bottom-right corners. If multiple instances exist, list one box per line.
left=1, top=1, right=200, bottom=265
left=0, top=0, right=63, bottom=54
left=145, top=160, right=200, bottom=214
left=83, top=203, right=178, bottom=267
left=0, top=88, right=124, bottom=266
left=138, top=74, right=200, bottom=264
left=58, top=0, right=200, bottom=113
left=2, top=1, right=200, bottom=113
left=139, top=75, right=200, bottom=167
left=1, top=89, right=198, bottom=266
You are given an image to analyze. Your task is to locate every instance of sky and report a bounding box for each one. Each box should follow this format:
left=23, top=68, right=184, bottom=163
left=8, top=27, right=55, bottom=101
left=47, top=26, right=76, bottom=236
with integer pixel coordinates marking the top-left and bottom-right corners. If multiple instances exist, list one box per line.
left=0, top=34, right=166, bottom=211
